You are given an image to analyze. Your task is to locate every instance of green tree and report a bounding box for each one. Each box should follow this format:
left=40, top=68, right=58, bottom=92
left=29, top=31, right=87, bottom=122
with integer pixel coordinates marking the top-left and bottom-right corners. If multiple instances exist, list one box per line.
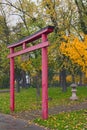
left=0, top=5, right=11, bottom=88
left=40, top=0, right=79, bottom=91
left=75, top=0, right=87, bottom=34
left=0, top=43, right=9, bottom=88
left=0, top=7, right=10, bottom=44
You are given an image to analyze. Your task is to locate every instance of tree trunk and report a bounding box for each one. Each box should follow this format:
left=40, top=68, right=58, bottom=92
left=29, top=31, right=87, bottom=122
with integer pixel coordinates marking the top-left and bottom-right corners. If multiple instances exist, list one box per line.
left=72, top=74, right=75, bottom=83
left=79, top=72, right=83, bottom=86
left=35, top=75, right=41, bottom=107
left=35, top=75, right=40, bottom=97
left=21, top=70, right=26, bottom=88
left=60, top=68, right=67, bottom=92
left=16, top=79, right=20, bottom=93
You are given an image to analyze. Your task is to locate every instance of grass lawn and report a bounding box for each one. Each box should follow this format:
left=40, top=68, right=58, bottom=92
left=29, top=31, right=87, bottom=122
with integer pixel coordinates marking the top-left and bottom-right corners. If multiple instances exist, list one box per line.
left=34, top=109, right=87, bottom=130
left=0, top=86, right=87, bottom=114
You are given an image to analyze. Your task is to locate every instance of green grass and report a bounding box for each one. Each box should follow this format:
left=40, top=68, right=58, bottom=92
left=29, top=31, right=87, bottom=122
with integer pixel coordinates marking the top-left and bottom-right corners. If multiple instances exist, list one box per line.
left=0, top=86, right=86, bottom=129
left=0, top=88, right=40, bottom=113
left=48, top=86, right=87, bottom=108
left=34, top=109, right=87, bottom=130
left=0, top=86, right=87, bottom=114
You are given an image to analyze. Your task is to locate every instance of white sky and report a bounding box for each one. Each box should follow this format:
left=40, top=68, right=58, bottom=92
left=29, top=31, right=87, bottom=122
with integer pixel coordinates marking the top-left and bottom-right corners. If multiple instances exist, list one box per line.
left=12, top=0, right=37, bottom=2
left=8, top=0, right=37, bottom=26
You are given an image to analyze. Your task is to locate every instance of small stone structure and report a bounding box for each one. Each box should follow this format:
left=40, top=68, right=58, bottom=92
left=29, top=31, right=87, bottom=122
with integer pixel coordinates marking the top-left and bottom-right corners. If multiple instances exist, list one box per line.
left=70, top=83, right=78, bottom=100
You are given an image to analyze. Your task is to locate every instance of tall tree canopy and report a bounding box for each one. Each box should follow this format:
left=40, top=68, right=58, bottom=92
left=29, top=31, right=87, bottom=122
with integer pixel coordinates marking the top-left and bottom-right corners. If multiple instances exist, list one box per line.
left=0, top=0, right=87, bottom=88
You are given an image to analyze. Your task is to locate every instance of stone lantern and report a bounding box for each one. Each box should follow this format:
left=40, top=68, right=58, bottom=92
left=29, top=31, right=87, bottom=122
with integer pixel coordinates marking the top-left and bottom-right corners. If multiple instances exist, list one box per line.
left=70, top=83, right=78, bottom=100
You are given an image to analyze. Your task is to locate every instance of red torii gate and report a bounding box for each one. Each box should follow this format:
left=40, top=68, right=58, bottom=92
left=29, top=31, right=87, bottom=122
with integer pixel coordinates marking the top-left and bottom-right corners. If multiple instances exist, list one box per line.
left=7, top=26, right=54, bottom=120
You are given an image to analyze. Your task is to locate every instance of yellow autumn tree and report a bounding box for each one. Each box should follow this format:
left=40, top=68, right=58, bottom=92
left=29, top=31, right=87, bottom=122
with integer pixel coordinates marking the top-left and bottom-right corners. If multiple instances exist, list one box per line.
left=60, top=35, right=87, bottom=73
left=17, top=53, right=41, bottom=77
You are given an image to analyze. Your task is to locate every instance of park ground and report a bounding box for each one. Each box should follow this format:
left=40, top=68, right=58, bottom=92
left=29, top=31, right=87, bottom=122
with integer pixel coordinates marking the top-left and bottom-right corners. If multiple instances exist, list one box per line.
left=0, top=87, right=87, bottom=130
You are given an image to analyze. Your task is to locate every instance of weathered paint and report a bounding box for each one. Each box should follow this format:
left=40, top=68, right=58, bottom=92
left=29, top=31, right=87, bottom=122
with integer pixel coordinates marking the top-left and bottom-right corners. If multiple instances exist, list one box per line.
left=7, top=26, right=54, bottom=120
left=7, top=26, right=54, bottom=48
left=8, top=41, right=49, bottom=58
left=42, top=34, right=48, bottom=119
left=10, top=48, right=15, bottom=111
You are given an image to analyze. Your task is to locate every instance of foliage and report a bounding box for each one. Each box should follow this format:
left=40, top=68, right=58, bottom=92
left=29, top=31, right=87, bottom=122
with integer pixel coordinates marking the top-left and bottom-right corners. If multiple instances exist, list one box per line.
left=41, top=0, right=81, bottom=90
left=0, top=10, right=10, bottom=44
left=60, top=35, right=87, bottom=73
left=75, top=0, right=87, bottom=34
left=34, top=109, right=87, bottom=130
left=0, top=0, right=87, bottom=88
left=0, top=43, right=9, bottom=88
left=17, top=52, right=41, bottom=76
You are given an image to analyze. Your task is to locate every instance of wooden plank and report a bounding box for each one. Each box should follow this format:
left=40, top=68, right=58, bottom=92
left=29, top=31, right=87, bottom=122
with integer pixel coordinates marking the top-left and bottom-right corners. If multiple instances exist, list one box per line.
left=7, top=26, right=54, bottom=48
left=8, top=41, right=49, bottom=58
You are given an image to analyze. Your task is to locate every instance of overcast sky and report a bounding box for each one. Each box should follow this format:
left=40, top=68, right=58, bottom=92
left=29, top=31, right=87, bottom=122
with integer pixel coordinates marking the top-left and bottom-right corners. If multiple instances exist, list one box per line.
left=12, top=0, right=36, bottom=2
left=8, top=0, right=37, bottom=26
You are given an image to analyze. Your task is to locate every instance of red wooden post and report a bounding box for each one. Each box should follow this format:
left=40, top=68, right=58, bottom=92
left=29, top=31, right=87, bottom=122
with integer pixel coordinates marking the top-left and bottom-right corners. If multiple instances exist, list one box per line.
left=23, top=42, right=26, bottom=49
left=7, top=26, right=54, bottom=119
left=10, top=48, right=15, bottom=111
left=42, top=34, right=48, bottom=119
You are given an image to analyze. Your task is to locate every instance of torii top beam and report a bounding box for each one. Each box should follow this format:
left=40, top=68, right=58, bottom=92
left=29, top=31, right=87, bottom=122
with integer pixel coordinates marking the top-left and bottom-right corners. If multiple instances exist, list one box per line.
left=7, top=26, right=54, bottom=49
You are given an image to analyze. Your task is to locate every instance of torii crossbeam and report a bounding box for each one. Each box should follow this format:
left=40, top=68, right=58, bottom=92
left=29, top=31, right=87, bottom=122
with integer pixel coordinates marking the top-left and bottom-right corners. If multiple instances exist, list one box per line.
left=7, top=26, right=54, bottom=120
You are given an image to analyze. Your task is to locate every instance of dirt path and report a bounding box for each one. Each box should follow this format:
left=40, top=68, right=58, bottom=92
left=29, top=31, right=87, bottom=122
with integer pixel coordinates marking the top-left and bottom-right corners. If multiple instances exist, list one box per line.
left=12, top=101, right=87, bottom=121
left=0, top=113, right=46, bottom=130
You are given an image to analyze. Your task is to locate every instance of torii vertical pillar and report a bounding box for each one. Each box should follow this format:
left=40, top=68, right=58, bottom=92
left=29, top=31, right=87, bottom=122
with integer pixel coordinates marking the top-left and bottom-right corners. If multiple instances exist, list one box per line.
left=42, top=34, right=48, bottom=119
left=10, top=48, right=15, bottom=111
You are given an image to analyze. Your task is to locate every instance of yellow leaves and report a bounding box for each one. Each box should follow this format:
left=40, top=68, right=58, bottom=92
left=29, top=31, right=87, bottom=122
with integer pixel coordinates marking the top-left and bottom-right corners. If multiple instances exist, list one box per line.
left=60, top=35, right=87, bottom=72
left=41, top=0, right=57, bottom=18
left=66, top=75, right=72, bottom=82
left=35, top=109, right=87, bottom=130
left=21, top=60, right=32, bottom=72
left=53, top=75, right=59, bottom=81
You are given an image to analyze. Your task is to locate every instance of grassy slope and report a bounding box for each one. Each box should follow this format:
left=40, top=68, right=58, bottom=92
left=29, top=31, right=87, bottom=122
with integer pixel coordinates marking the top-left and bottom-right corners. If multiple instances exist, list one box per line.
left=0, top=86, right=87, bottom=114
